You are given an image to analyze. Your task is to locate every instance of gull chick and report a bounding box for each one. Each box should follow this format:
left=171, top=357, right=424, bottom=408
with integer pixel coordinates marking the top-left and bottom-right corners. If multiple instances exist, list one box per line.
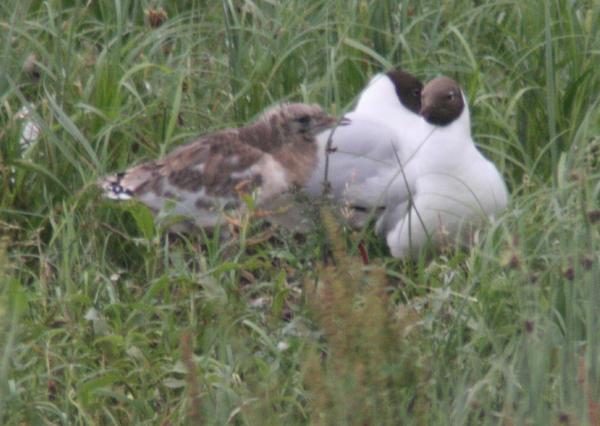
left=99, top=103, right=338, bottom=231
left=303, top=69, right=424, bottom=225
left=384, top=76, right=509, bottom=258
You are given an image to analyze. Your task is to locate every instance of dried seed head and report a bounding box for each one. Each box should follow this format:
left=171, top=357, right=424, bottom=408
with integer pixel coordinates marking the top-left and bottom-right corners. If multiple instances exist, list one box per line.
left=580, top=256, right=593, bottom=270
left=587, top=210, right=600, bottom=224
left=500, top=250, right=521, bottom=270
left=569, top=170, right=583, bottom=182
left=508, top=253, right=521, bottom=270
left=23, top=53, right=41, bottom=82
left=563, top=266, right=575, bottom=281
left=145, top=7, right=168, bottom=28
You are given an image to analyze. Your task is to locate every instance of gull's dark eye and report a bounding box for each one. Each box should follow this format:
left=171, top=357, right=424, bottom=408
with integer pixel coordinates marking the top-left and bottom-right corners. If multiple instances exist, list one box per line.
left=296, top=115, right=311, bottom=124
left=412, top=88, right=421, bottom=97
left=446, top=92, right=456, bottom=101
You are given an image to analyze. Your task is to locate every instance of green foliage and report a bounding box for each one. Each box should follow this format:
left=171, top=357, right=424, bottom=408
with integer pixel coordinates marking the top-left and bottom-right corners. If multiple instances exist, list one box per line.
left=304, top=209, right=423, bottom=424
left=1, top=0, right=599, bottom=424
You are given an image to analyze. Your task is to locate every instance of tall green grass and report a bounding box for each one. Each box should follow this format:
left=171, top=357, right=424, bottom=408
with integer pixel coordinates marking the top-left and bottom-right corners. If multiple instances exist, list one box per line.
left=1, top=0, right=599, bottom=424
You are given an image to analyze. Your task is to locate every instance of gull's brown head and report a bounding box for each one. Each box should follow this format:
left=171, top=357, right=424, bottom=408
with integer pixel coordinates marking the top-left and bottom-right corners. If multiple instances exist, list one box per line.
left=385, top=69, right=423, bottom=114
left=420, top=76, right=464, bottom=126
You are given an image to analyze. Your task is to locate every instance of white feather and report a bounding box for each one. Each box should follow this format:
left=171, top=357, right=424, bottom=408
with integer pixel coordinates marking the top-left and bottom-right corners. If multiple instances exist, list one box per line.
left=303, top=72, right=425, bottom=225
left=385, top=95, right=509, bottom=258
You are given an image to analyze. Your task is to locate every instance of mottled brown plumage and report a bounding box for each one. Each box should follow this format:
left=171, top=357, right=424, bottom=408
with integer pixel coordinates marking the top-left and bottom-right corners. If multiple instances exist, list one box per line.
left=100, top=103, right=337, bottom=230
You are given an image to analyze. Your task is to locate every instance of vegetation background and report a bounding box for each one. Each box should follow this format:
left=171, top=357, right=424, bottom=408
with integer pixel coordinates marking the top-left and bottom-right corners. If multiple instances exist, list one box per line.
left=1, top=0, right=599, bottom=424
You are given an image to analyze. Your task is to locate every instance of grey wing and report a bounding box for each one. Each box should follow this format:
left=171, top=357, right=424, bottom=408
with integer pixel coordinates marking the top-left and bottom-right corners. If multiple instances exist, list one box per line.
left=303, top=116, right=412, bottom=209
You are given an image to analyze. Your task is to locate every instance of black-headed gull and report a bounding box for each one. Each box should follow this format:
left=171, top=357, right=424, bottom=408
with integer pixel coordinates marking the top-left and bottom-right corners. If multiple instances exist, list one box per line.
left=99, top=103, right=339, bottom=231
left=302, top=70, right=425, bottom=225
left=383, top=76, right=509, bottom=257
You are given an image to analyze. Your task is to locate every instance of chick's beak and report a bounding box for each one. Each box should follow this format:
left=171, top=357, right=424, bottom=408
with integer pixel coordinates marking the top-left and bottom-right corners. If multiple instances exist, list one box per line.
left=319, top=115, right=349, bottom=130
left=338, top=117, right=351, bottom=126
left=327, top=116, right=351, bottom=128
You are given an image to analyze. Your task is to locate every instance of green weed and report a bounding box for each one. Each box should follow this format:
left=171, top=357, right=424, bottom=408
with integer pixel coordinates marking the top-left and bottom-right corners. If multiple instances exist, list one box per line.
left=1, top=0, right=599, bottom=424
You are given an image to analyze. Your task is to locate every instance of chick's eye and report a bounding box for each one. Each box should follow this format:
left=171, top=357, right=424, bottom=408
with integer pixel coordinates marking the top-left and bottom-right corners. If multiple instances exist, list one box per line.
left=296, top=115, right=311, bottom=124
left=446, top=92, right=456, bottom=101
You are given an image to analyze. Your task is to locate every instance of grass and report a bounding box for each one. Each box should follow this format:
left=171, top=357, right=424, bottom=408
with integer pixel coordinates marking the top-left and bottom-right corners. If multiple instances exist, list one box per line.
left=1, top=0, right=599, bottom=424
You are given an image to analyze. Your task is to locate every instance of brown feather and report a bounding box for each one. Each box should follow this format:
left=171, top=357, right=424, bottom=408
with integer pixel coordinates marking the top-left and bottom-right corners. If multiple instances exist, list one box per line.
left=99, top=102, right=337, bottom=230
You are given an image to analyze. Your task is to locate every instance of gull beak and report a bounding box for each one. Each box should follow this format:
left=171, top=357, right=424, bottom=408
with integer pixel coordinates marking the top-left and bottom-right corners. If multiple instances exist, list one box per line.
left=338, top=116, right=351, bottom=126
left=321, top=115, right=348, bottom=130
left=419, top=103, right=432, bottom=121
left=324, top=116, right=350, bottom=129
left=314, top=115, right=351, bottom=135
